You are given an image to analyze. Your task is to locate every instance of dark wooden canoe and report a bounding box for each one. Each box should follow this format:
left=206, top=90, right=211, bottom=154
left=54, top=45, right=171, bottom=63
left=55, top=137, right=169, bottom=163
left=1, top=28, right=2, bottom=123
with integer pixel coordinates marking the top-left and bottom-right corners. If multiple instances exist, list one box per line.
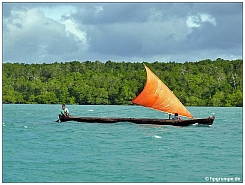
left=58, top=115, right=215, bottom=126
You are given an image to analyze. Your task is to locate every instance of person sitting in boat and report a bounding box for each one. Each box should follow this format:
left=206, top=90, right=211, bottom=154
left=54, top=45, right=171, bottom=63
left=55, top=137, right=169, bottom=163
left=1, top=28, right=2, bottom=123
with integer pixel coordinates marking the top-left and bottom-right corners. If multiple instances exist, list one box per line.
left=172, top=113, right=182, bottom=121
left=60, top=104, right=69, bottom=117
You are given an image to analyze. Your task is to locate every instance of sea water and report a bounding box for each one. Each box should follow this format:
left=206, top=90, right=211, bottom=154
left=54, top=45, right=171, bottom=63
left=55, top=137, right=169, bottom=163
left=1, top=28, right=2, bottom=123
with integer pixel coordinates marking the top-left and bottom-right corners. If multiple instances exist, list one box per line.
left=2, top=104, right=243, bottom=182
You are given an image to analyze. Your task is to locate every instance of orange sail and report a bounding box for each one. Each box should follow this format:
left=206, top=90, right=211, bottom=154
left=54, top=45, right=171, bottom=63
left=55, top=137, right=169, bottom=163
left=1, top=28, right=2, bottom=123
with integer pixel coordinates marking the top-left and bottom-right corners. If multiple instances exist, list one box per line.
left=132, top=64, right=194, bottom=119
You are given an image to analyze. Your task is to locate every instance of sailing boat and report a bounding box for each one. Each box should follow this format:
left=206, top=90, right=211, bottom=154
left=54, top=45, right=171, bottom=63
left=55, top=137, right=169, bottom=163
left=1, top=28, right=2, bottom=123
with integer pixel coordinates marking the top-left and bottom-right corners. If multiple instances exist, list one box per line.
left=58, top=64, right=215, bottom=126
left=131, top=64, right=215, bottom=125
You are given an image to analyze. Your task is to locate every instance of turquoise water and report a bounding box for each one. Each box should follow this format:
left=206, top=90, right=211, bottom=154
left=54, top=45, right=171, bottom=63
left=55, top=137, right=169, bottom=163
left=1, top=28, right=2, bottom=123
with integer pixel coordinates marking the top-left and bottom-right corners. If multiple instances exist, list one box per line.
left=2, top=104, right=242, bottom=182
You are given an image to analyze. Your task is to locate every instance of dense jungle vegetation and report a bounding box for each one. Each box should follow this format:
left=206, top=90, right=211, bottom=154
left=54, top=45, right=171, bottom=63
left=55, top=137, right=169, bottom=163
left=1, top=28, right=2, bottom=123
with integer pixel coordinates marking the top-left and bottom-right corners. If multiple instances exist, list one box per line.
left=2, top=58, right=243, bottom=107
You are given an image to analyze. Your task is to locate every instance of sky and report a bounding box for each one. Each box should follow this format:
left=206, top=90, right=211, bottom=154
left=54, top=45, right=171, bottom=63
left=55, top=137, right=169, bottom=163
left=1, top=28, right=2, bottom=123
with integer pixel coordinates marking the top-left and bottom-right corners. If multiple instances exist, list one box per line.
left=2, top=2, right=243, bottom=64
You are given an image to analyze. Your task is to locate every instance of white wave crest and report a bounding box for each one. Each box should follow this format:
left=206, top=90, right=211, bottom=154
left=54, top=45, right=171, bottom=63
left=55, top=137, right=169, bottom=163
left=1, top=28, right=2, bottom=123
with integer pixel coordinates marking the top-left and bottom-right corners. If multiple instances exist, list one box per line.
left=153, top=135, right=162, bottom=139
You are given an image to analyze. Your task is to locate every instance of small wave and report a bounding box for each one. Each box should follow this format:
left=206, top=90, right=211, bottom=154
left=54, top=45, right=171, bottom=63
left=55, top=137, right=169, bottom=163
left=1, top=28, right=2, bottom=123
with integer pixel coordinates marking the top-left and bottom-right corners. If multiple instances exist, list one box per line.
left=192, top=124, right=212, bottom=127
left=153, top=135, right=162, bottom=139
left=88, top=109, right=94, bottom=112
left=24, top=126, right=28, bottom=128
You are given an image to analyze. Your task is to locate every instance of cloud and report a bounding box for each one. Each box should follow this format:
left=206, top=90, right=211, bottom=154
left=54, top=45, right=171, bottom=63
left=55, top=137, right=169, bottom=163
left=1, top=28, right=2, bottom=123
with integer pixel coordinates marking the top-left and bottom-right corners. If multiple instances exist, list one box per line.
left=3, top=3, right=242, bottom=63
left=186, top=13, right=216, bottom=28
left=40, top=4, right=77, bottom=21
left=3, top=6, right=86, bottom=63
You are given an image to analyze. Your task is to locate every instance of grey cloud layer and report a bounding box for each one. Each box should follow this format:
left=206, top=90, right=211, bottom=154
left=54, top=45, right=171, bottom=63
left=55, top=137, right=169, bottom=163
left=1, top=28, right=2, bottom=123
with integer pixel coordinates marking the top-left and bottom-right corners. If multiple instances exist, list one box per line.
left=3, top=3, right=242, bottom=63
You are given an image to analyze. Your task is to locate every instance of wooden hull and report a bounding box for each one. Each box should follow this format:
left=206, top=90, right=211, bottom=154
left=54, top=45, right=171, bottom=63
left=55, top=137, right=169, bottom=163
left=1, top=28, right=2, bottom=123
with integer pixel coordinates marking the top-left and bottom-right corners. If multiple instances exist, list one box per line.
left=59, top=115, right=215, bottom=126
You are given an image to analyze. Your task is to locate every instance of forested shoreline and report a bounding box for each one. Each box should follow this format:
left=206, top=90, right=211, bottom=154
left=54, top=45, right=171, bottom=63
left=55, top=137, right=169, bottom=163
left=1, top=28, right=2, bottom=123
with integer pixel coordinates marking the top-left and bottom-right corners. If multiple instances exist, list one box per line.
left=2, top=58, right=242, bottom=107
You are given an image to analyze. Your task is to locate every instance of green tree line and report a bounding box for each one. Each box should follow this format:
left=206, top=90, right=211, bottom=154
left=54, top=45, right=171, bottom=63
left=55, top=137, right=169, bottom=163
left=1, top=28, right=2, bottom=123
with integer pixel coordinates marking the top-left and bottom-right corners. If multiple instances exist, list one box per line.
left=2, top=58, right=243, bottom=107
